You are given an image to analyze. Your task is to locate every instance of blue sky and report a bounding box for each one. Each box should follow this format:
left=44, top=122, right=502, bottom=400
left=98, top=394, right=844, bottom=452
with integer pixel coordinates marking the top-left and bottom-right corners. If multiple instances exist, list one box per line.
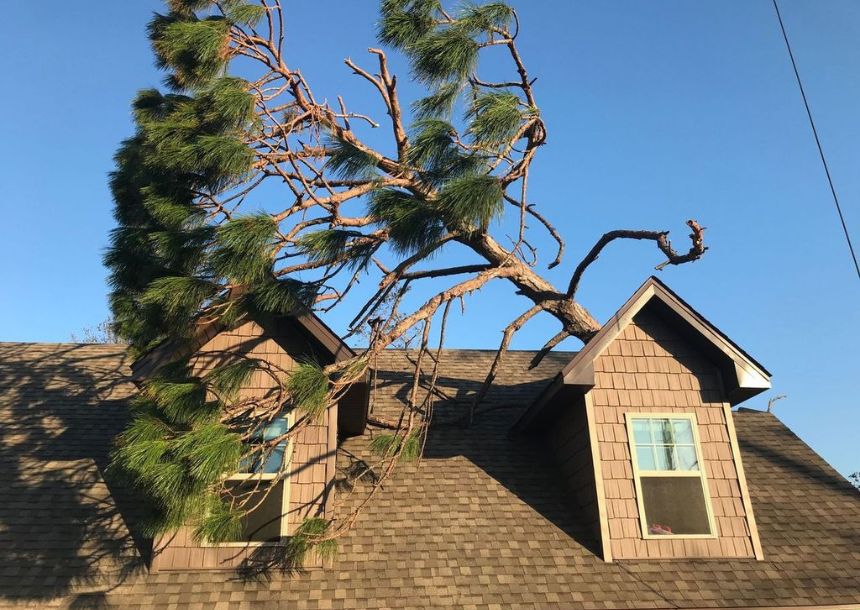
left=0, top=1, right=857, bottom=477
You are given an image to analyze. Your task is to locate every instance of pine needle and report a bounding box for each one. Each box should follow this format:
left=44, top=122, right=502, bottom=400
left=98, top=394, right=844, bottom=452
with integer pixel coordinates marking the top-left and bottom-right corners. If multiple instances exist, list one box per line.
left=369, top=189, right=446, bottom=254
left=412, top=81, right=462, bottom=119
left=287, top=361, right=330, bottom=420
left=325, top=136, right=380, bottom=179
left=409, top=26, right=478, bottom=84
left=378, top=0, right=437, bottom=49
left=467, top=91, right=529, bottom=147
left=437, top=174, right=504, bottom=228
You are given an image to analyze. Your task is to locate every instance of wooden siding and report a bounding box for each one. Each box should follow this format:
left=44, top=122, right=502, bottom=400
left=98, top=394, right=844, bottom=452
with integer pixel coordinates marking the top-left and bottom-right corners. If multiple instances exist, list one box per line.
left=546, top=393, right=601, bottom=545
left=288, top=402, right=334, bottom=529
left=151, top=320, right=335, bottom=572
left=590, top=309, right=758, bottom=560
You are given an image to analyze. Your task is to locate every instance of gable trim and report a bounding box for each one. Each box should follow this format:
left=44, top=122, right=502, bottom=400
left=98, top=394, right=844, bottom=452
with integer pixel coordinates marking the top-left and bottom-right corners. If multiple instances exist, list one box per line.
left=723, top=403, right=765, bottom=560
left=561, top=277, right=770, bottom=390
left=513, top=276, right=771, bottom=434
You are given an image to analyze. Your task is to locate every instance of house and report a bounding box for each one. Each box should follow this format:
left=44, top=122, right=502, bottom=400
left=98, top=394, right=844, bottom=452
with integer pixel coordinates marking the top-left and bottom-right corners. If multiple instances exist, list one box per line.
left=0, top=277, right=857, bottom=609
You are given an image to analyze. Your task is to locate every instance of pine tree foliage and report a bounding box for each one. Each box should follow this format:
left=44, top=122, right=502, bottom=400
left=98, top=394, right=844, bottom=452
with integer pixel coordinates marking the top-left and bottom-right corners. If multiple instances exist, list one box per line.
left=369, top=430, right=422, bottom=462
left=369, top=189, right=445, bottom=254
left=325, top=136, right=380, bottom=180
left=437, top=174, right=503, bottom=229
left=411, top=81, right=461, bottom=119
left=286, top=517, right=338, bottom=565
left=286, top=361, right=330, bottom=420
left=467, top=91, right=533, bottom=146
left=297, top=229, right=377, bottom=270
left=107, top=0, right=707, bottom=566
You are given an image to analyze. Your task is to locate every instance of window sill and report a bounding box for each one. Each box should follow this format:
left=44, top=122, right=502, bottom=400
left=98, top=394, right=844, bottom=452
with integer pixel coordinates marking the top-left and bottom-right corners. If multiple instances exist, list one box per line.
left=201, top=539, right=288, bottom=548
left=640, top=532, right=717, bottom=541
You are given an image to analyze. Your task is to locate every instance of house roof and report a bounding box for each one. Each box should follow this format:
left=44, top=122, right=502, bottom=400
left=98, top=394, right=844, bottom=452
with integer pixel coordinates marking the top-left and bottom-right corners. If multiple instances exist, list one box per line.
left=1, top=341, right=859, bottom=609
left=514, top=277, right=773, bottom=433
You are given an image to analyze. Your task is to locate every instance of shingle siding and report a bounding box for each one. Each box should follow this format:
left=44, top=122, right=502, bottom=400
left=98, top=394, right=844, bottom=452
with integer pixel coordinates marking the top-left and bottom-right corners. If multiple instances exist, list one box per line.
left=590, top=309, right=757, bottom=560
left=546, top=393, right=601, bottom=545
left=151, top=320, right=334, bottom=571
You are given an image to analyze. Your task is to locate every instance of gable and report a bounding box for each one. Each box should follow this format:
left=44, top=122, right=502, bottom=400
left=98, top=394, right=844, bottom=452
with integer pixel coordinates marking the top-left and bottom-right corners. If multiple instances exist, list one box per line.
left=130, top=308, right=355, bottom=382
left=150, top=318, right=343, bottom=572
left=513, top=276, right=771, bottom=433
left=587, top=309, right=763, bottom=560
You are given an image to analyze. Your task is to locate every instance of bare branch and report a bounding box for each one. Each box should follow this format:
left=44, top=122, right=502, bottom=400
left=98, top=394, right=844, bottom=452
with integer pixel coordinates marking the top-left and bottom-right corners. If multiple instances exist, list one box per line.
left=470, top=304, right=543, bottom=423
left=566, top=219, right=707, bottom=298
left=528, top=328, right=571, bottom=369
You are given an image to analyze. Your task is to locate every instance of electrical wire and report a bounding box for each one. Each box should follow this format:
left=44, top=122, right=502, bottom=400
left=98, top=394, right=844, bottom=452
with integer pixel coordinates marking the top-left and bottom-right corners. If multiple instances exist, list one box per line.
left=772, top=0, right=860, bottom=280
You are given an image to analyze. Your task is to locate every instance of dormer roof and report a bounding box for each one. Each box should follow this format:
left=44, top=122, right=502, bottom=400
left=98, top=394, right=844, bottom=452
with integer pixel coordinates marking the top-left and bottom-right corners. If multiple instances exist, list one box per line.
left=130, top=307, right=355, bottom=382
left=513, top=276, right=771, bottom=433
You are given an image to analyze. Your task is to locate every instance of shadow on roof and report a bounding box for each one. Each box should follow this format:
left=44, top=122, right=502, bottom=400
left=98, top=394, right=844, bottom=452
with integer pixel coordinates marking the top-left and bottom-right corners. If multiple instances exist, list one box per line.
left=369, top=365, right=604, bottom=559
left=0, top=343, right=151, bottom=607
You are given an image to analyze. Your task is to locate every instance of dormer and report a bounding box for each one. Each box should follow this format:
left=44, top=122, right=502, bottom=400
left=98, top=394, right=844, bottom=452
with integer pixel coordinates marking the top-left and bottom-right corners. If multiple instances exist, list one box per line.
left=131, top=308, right=369, bottom=571
left=513, top=277, right=769, bottom=562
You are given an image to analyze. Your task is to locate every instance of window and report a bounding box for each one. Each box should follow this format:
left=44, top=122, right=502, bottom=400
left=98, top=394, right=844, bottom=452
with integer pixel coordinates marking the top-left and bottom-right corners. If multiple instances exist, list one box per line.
left=626, top=414, right=716, bottom=538
left=223, top=414, right=292, bottom=544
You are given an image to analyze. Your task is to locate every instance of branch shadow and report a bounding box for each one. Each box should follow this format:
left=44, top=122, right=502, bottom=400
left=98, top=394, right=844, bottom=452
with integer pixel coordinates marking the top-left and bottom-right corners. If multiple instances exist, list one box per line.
left=0, top=343, right=151, bottom=607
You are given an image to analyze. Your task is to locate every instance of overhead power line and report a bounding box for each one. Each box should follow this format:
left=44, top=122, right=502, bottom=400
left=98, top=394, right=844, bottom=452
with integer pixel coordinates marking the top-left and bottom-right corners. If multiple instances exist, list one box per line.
left=772, top=0, right=860, bottom=281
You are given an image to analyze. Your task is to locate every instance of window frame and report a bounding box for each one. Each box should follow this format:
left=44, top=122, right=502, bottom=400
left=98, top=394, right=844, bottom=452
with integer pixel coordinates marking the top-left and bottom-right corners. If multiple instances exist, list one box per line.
left=210, top=411, right=295, bottom=548
left=625, top=412, right=718, bottom=540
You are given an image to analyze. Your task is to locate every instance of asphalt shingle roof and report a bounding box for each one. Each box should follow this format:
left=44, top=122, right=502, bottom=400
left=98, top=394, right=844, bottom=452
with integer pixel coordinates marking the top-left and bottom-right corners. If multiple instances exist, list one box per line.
left=0, top=342, right=858, bottom=609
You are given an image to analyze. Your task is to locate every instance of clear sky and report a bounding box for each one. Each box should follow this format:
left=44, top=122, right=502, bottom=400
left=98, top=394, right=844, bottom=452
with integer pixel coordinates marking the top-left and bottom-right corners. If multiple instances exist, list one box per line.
left=0, top=1, right=857, bottom=477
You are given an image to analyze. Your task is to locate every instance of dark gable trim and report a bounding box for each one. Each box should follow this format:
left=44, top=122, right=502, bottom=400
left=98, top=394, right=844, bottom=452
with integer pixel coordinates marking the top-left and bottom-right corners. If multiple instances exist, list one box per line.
left=512, top=276, right=771, bottom=434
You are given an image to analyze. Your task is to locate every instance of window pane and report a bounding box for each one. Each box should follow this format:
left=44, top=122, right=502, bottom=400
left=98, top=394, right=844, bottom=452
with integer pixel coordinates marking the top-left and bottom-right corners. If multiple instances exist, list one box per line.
left=653, top=445, right=675, bottom=470
left=223, top=480, right=285, bottom=542
left=641, top=476, right=711, bottom=535
left=675, top=445, right=699, bottom=471
left=655, top=419, right=673, bottom=444
left=632, top=419, right=652, bottom=444
left=237, top=454, right=255, bottom=474
left=636, top=446, right=656, bottom=470
left=238, top=441, right=288, bottom=474
left=261, top=416, right=289, bottom=441
left=259, top=442, right=287, bottom=474
left=672, top=419, right=694, bottom=445
left=238, top=415, right=290, bottom=474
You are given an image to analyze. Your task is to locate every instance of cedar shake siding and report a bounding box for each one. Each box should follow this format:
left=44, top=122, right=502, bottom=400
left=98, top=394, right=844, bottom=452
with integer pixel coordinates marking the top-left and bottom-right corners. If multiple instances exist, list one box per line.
left=545, top=393, right=601, bottom=545
left=590, top=309, right=758, bottom=560
left=151, top=319, right=338, bottom=572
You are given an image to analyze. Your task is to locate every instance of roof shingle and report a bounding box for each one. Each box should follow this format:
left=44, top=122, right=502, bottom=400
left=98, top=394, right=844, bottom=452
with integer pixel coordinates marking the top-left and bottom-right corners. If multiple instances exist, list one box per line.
left=0, top=342, right=858, bottom=609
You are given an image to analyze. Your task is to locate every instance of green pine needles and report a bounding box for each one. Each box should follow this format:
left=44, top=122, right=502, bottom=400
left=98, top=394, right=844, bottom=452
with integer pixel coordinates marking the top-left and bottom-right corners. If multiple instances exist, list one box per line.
left=468, top=91, right=534, bottom=147
left=437, top=174, right=504, bottom=229
left=286, top=361, right=331, bottom=421
left=286, top=518, right=338, bottom=565
left=369, top=430, right=422, bottom=462
left=112, top=370, right=246, bottom=539
left=369, top=189, right=445, bottom=255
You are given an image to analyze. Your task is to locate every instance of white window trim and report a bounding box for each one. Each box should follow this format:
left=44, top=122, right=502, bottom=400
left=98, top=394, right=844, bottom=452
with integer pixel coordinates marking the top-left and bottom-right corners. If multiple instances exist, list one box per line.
left=625, top=412, right=718, bottom=540
left=207, top=412, right=294, bottom=548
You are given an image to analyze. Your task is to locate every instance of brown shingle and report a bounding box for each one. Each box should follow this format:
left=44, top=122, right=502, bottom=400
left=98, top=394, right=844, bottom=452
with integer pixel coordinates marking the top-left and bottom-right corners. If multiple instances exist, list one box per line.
left=0, top=342, right=858, bottom=608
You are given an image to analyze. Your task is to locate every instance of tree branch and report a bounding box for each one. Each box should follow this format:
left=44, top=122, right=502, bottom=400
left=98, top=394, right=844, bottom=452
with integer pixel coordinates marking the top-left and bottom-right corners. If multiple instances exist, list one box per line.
left=566, top=219, right=706, bottom=298
left=470, top=304, right=543, bottom=423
